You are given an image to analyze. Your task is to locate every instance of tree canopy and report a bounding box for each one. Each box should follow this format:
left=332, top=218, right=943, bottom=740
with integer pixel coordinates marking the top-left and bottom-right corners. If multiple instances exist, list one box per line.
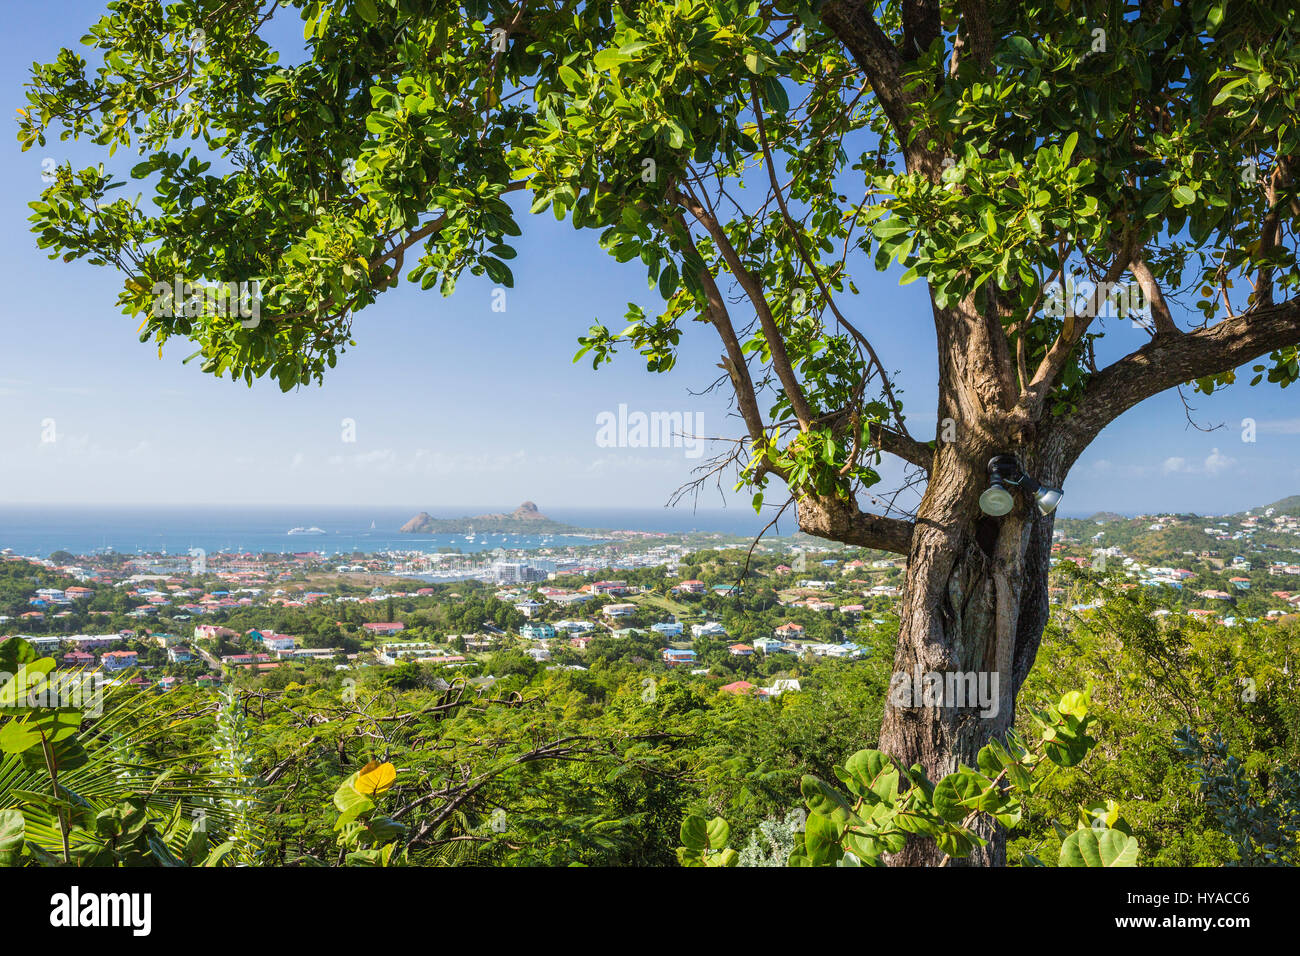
left=20, top=0, right=1300, bottom=549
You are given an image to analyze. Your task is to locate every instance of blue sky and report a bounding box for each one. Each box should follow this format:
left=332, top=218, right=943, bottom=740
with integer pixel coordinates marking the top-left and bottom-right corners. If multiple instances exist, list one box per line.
left=0, top=1, right=1295, bottom=518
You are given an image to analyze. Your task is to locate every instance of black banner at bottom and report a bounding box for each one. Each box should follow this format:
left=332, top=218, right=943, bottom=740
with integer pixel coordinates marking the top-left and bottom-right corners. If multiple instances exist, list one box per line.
left=2, top=865, right=1276, bottom=943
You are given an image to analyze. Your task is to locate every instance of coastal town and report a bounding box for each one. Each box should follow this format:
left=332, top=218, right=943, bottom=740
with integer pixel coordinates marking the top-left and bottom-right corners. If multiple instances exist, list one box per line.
left=9, top=0, right=1300, bottom=900
left=5, top=497, right=1300, bottom=697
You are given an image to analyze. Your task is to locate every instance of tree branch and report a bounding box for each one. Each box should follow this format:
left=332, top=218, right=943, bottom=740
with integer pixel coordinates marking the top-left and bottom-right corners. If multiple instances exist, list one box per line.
left=797, top=492, right=915, bottom=555
left=671, top=184, right=817, bottom=429
left=750, top=77, right=912, bottom=440
left=671, top=213, right=771, bottom=452
left=956, top=0, right=993, bottom=71
left=1017, top=234, right=1136, bottom=419
left=1129, top=251, right=1178, bottom=335
left=820, top=0, right=932, bottom=174
left=901, top=0, right=941, bottom=60
left=869, top=422, right=934, bottom=471
left=1052, top=298, right=1300, bottom=467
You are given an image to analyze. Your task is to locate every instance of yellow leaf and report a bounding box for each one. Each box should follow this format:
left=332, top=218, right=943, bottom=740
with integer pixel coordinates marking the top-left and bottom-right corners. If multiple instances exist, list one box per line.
left=354, top=760, right=397, bottom=796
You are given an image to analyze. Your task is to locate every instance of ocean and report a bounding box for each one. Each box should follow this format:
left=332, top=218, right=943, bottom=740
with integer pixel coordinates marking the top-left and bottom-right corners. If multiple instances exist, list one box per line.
left=0, top=504, right=790, bottom=559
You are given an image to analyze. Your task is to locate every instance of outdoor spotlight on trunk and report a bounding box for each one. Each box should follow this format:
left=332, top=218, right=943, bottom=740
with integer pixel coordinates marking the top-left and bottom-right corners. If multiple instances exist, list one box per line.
left=1018, top=474, right=1064, bottom=517
left=978, top=455, right=1021, bottom=516
left=979, top=455, right=1063, bottom=518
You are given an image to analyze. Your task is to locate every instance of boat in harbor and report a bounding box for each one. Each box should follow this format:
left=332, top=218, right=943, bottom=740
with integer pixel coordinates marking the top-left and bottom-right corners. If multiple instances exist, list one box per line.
left=287, top=526, right=327, bottom=535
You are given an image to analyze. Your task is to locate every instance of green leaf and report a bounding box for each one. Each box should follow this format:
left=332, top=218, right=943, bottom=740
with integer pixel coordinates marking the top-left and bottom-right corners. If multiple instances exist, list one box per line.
left=763, top=76, right=789, bottom=114
left=0, top=657, right=57, bottom=708
left=20, top=733, right=88, bottom=774
left=842, top=749, right=899, bottom=804
left=482, top=257, right=514, bottom=286
left=557, top=65, right=581, bottom=90
left=0, top=637, right=37, bottom=674
left=0, top=709, right=81, bottom=754
left=933, top=775, right=972, bottom=823
left=592, top=48, right=629, bottom=72
left=364, top=816, right=408, bottom=843
left=803, top=809, right=845, bottom=865
left=801, top=775, right=855, bottom=825
left=873, top=219, right=911, bottom=240
left=1212, top=76, right=1248, bottom=106
left=0, top=809, right=24, bottom=865
left=1058, top=690, right=1089, bottom=720
left=1005, top=36, right=1035, bottom=60
left=936, top=828, right=975, bottom=858
left=333, top=771, right=375, bottom=816
left=1059, top=828, right=1139, bottom=867
left=1060, top=131, right=1079, bottom=166
left=705, top=816, right=730, bottom=851
left=679, top=814, right=708, bottom=851
left=658, top=261, right=679, bottom=299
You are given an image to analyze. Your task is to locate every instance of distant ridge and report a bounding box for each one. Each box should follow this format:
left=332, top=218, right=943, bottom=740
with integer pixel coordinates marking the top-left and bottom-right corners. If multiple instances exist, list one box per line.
left=1258, top=495, right=1300, bottom=516
left=399, top=502, right=585, bottom=534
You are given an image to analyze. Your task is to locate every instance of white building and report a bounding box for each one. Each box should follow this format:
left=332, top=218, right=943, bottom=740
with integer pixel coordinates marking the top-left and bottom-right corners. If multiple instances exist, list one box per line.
left=262, top=633, right=297, bottom=654
left=690, top=621, right=728, bottom=639
left=492, top=562, right=547, bottom=585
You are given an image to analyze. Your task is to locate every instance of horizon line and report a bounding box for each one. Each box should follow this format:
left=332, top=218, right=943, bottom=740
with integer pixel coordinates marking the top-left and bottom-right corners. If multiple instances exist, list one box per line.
left=0, top=500, right=1273, bottom=520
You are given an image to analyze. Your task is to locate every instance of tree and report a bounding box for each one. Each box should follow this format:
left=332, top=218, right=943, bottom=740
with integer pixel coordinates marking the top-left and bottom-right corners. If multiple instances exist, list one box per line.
left=22, top=0, right=1300, bottom=864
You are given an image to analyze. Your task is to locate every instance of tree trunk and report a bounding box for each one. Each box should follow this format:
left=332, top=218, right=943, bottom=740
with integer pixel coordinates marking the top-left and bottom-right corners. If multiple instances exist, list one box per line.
left=878, top=438, right=1056, bottom=866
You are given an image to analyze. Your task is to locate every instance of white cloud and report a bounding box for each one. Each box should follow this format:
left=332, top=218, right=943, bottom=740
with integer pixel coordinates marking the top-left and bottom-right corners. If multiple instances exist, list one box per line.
left=1161, top=448, right=1236, bottom=476
left=1203, top=447, right=1236, bottom=475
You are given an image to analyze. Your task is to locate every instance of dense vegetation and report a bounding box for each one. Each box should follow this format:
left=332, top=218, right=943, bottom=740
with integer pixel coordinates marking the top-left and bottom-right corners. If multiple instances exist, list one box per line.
left=3, top=569, right=1297, bottom=866
left=23, top=0, right=1300, bottom=864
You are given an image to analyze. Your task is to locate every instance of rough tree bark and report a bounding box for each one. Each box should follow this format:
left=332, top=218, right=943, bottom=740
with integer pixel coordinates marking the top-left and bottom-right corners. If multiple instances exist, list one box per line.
left=874, top=445, right=1055, bottom=866
left=790, top=285, right=1058, bottom=866
left=872, top=292, right=1044, bottom=866
left=796, top=0, right=1300, bottom=868
left=797, top=294, right=1300, bottom=866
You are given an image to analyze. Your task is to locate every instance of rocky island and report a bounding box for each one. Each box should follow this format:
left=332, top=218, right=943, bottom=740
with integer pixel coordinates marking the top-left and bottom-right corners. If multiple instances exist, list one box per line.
left=398, top=501, right=586, bottom=534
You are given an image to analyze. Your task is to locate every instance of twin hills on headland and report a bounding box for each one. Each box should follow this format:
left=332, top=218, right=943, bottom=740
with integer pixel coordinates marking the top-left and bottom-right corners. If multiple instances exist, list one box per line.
left=399, top=502, right=585, bottom=534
